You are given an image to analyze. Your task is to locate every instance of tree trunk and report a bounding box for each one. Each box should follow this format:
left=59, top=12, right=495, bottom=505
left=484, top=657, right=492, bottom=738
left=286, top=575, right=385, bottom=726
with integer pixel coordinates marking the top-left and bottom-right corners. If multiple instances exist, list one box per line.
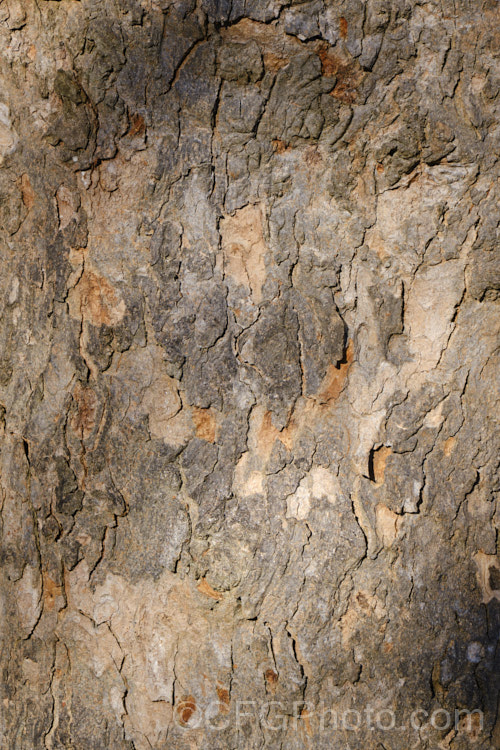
left=1, top=1, right=499, bottom=748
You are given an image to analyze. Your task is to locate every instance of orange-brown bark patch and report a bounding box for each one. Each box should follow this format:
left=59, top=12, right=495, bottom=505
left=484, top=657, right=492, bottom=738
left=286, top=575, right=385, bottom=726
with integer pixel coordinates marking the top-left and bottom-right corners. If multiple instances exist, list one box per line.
left=316, top=340, right=354, bottom=404
left=43, top=573, right=63, bottom=611
left=70, top=268, right=126, bottom=327
left=197, top=578, right=223, bottom=600
left=372, top=446, right=392, bottom=484
left=128, top=113, right=145, bottom=137
left=21, top=174, right=35, bottom=209
left=193, top=408, right=216, bottom=443
left=176, top=696, right=196, bottom=726
left=71, top=382, right=98, bottom=439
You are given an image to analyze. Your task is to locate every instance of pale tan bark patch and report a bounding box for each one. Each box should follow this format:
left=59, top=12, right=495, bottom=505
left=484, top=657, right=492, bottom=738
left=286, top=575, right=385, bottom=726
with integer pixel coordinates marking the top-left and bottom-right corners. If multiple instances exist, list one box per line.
left=220, top=204, right=267, bottom=304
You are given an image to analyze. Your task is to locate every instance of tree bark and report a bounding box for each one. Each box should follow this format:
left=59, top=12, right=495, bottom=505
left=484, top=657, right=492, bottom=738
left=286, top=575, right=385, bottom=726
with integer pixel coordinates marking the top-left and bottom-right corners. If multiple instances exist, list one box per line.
left=0, top=1, right=499, bottom=748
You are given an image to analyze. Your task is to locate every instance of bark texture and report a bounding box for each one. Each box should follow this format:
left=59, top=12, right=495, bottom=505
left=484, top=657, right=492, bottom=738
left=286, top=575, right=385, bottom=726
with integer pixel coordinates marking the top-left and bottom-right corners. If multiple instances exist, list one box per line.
left=0, top=1, right=499, bottom=748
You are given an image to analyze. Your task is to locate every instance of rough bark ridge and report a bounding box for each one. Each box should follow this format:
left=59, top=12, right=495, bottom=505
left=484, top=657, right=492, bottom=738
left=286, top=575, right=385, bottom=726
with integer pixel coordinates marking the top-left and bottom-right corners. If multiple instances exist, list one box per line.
left=0, top=0, right=499, bottom=748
